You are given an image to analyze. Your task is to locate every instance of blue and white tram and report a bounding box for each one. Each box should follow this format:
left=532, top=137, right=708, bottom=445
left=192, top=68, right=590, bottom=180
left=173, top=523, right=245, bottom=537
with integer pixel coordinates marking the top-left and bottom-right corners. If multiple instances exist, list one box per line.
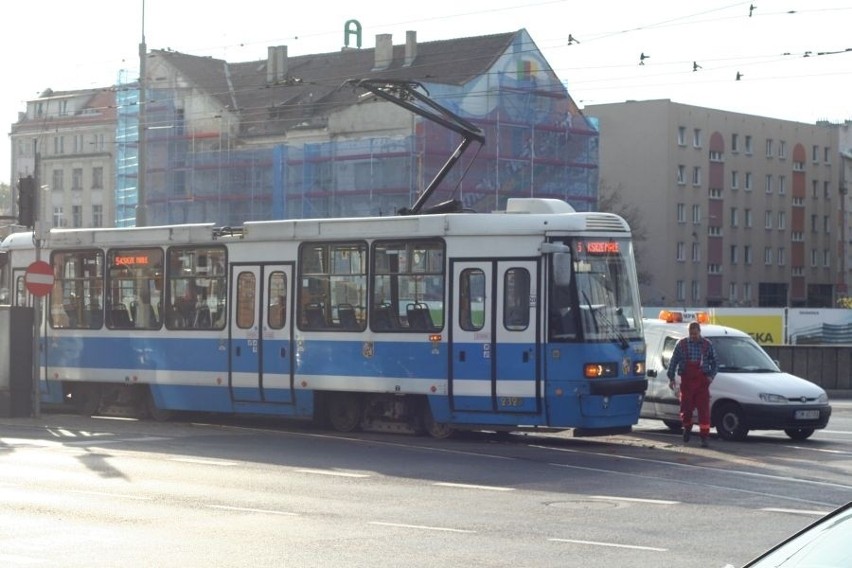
left=0, top=197, right=647, bottom=437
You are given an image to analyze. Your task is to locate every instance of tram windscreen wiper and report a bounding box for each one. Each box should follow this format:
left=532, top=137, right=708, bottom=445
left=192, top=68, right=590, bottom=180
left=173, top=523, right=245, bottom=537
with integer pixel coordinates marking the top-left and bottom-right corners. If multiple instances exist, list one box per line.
left=583, top=291, right=629, bottom=350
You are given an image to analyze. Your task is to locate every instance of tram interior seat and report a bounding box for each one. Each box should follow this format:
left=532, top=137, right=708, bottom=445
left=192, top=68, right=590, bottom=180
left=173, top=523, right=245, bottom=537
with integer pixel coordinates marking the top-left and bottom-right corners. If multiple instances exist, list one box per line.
left=305, top=303, right=326, bottom=328
left=372, top=303, right=398, bottom=330
left=109, top=306, right=133, bottom=329
left=338, top=303, right=359, bottom=330
left=406, top=302, right=434, bottom=331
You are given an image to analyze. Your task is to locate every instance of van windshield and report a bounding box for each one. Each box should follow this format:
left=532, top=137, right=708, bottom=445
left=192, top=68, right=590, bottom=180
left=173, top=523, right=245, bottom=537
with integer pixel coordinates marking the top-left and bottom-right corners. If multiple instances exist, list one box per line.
left=712, top=336, right=780, bottom=372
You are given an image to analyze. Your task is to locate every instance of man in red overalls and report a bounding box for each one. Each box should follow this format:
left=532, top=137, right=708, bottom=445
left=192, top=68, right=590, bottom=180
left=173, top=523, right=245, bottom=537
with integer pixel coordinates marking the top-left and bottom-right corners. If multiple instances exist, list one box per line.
left=667, top=321, right=718, bottom=447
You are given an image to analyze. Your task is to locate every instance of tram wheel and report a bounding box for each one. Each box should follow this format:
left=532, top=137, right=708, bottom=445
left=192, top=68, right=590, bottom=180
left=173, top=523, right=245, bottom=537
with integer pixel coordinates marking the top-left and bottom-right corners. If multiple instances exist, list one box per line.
left=72, top=384, right=102, bottom=416
left=327, top=394, right=363, bottom=433
left=146, top=390, right=174, bottom=422
left=422, top=404, right=454, bottom=439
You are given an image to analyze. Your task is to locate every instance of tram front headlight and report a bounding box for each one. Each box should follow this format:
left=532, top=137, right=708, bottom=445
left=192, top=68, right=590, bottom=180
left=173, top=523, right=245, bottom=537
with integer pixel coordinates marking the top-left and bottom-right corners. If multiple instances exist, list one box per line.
left=584, top=362, right=617, bottom=378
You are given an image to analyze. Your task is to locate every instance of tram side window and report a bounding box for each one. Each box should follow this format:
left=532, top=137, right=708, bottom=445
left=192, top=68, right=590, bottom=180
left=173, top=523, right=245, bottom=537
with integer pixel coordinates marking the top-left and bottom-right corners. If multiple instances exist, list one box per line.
left=372, top=239, right=444, bottom=332
left=298, top=241, right=367, bottom=331
left=165, top=246, right=227, bottom=330
left=49, top=250, right=104, bottom=329
left=268, top=271, right=287, bottom=330
left=460, top=268, right=485, bottom=332
left=504, top=268, right=530, bottom=331
left=106, top=248, right=164, bottom=330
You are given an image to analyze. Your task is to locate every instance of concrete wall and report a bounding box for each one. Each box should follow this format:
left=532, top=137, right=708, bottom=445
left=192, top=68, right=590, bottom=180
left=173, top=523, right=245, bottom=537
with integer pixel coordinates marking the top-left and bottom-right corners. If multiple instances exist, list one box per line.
left=764, top=345, right=852, bottom=397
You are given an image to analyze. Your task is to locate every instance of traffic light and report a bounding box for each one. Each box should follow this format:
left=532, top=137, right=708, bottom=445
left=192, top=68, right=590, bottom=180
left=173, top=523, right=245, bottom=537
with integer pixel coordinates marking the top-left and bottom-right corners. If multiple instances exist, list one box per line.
left=17, top=176, right=35, bottom=227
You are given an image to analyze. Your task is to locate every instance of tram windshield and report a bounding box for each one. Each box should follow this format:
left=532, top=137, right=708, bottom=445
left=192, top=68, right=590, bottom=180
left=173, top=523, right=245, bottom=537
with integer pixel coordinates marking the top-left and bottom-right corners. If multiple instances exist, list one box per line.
left=548, top=237, right=643, bottom=344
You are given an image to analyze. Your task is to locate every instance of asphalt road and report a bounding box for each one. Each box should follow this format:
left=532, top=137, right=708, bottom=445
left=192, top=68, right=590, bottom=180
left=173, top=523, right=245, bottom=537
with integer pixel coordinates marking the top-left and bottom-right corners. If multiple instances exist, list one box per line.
left=1, top=402, right=851, bottom=568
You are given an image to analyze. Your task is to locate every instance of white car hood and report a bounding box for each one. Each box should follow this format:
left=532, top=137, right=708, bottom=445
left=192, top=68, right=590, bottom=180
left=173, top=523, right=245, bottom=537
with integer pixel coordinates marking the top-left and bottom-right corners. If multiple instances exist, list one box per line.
left=711, top=370, right=827, bottom=401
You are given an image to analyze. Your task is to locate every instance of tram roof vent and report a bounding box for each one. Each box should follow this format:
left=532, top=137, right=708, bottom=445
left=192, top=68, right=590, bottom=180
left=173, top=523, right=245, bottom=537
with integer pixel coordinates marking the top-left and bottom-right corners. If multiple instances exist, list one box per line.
left=505, top=198, right=575, bottom=215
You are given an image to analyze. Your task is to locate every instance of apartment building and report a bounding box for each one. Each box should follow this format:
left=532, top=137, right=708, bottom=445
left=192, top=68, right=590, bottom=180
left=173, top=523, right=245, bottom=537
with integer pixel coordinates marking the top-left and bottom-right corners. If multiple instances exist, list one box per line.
left=10, top=88, right=116, bottom=229
left=585, top=100, right=851, bottom=308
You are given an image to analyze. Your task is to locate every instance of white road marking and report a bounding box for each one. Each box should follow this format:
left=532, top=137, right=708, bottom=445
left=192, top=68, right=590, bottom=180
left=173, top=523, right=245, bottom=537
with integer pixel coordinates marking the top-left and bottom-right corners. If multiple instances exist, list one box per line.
left=590, top=495, right=679, bottom=505
left=68, top=490, right=151, bottom=501
left=208, top=505, right=298, bottom=516
left=66, top=436, right=170, bottom=446
left=369, top=521, right=475, bottom=533
left=433, top=482, right=515, bottom=491
left=549, top=538, right=667, bottom=552
left=0, top=554, right=43, bottom=565
left=169, top=457, right=238, bottom=466
left=761, top=507, right=830, bottom=516
left=294, top=468, right=370, bottom=478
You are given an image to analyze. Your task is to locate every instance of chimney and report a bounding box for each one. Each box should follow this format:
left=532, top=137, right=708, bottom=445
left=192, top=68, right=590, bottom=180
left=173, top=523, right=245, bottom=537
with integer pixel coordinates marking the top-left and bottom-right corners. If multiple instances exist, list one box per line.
left=404, top=31, right=417, bottom=67
left=374, top=33, right=393, bottom=70
left=267, top=45, right=288, bottom=83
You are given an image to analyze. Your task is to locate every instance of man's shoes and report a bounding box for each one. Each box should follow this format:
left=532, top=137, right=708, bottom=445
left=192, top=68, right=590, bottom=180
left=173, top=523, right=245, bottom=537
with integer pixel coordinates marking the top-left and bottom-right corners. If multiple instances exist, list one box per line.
left=700, top=437, right=709, bottom=448
left=682, top=429, right=691, bottom=443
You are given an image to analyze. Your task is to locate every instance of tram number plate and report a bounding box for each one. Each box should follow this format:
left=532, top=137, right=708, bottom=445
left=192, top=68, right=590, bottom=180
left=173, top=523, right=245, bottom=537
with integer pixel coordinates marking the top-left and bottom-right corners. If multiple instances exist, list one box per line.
left=794, top=410, right=819, bottom=420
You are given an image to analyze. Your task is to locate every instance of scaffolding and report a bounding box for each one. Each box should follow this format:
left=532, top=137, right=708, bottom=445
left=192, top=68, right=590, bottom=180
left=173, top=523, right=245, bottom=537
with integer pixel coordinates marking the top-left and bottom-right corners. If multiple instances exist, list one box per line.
left=116, top=64, right=598, bottom=226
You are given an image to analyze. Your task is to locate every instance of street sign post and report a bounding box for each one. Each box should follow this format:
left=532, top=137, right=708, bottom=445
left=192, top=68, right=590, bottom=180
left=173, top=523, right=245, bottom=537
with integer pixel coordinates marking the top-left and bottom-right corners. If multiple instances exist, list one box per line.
left=24, top=260, right=52, bottom=419
left=24, top=260, right=54, bottom=297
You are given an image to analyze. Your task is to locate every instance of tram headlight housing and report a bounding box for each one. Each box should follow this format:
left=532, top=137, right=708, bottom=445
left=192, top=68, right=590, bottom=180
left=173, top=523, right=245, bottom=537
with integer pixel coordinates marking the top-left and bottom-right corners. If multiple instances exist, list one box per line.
left=584, top=362, right=617, bottom=378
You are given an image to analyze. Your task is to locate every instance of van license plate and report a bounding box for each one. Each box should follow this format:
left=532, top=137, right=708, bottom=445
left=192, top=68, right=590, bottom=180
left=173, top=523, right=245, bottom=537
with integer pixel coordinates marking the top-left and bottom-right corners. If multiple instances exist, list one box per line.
left=795, top=410, right=820, bottom=420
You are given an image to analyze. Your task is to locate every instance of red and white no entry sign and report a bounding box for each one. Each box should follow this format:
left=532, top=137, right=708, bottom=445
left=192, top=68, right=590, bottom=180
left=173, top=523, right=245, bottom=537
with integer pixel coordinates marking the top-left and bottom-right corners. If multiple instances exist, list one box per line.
left=24, top=260, right=54, bottom=297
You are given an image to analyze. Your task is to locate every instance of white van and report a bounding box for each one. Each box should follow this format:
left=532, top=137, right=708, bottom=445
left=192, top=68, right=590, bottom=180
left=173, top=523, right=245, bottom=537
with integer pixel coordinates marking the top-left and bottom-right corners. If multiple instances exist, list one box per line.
left=642, top=311, right=832, bottom=441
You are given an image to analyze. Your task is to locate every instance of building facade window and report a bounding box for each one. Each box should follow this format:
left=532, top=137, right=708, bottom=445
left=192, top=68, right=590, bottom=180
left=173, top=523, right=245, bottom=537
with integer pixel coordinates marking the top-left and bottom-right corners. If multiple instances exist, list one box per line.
left=693, top=128, right=702, bottom=148
left=72, top=168, right=83, bottom=190
left=676, top=280, right=685, bottom=301
left=765, top=211, right=773, bottom=229
left=692, top=166, right=702, bottom=186
left=730, top=245, right=738, bottom=264
left=677, top=203, right=686, bottom=223
left=765, top=138, right=773, bottom=157
left=676, top=242, right=685, bottom=261
left=53, top=206, right=65, bottom=228
left=765, top=174, right=773, bottom=194
left=778, top=175, right=786, bottom=195
left=731, top=133, right=739, bottom=153
left=744, top=208, right=753, bottom=228
left=677, top=165, right=686, bottom=185
left=745, top=135, right=752, bottom=154
left=731, top=170, right=739, bottom=189
left=744, top=245, right=752, bottom=264
left=730, top=207, right=738, bottom=227
left=692, top=242, right=701, bottom=262
left=72, top=205, right=82, bottom=228
left=691, top=280, right=700, bottom=301
left=745, top=172, right=753, bottom=191
left=778, top=247, right=786, bottom=266
left=764, top=247, right=773, bottom=265
left=92, top=167, right=103, bottom=189
left=92, top=205, right=103, bottom=228
left=777, top=211, right=786, bottom=230
left=692, top=204, right=702, bottom=224
left=52, top=169, right=64, bottom=191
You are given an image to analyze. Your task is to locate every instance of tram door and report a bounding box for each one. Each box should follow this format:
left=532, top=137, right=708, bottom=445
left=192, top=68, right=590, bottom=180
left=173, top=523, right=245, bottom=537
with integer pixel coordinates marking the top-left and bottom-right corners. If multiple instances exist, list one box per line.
left=229, top=263, right=295, bottom=404
left=449, top=259, right=540, bottom=414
